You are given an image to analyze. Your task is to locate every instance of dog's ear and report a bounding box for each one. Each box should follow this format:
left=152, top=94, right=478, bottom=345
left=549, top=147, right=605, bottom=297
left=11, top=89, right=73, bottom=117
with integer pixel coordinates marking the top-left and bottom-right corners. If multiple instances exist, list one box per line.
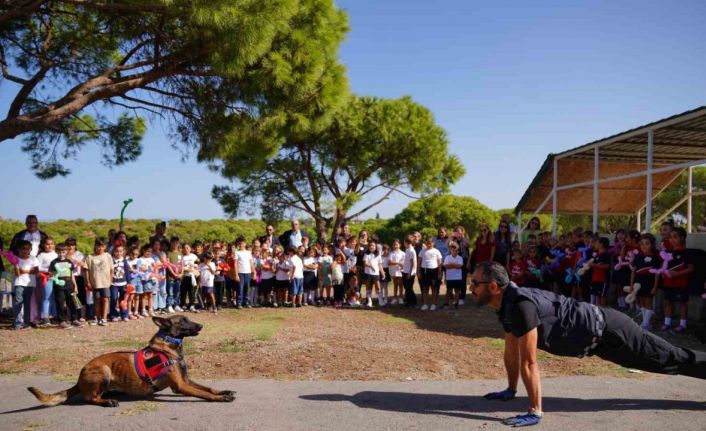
left=152, top=316, right=171, bottom=330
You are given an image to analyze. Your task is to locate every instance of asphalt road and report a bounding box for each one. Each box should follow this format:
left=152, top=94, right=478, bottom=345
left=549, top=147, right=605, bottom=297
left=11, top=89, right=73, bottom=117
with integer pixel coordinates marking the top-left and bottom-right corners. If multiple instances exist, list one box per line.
left=1, top=375, right=705, bottom=431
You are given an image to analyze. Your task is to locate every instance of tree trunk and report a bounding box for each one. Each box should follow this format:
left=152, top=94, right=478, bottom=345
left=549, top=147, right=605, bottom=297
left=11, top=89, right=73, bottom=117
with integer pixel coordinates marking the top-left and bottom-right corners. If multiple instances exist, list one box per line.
left=330, top=207, right=348, bottom=243
left=315, top=217, right=328, bottom=243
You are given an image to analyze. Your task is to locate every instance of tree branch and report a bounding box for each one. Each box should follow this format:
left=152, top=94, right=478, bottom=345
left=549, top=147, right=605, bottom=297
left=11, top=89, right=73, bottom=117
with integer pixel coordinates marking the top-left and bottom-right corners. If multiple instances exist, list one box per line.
left=118, top=38, right=154, bottom=67
left=7, top=64, right=51, bottom=118
left=0, top=0, right=47, bottom=26
left=118, top=93, right=194, bottom=118
left=105, top=99, right=164, bottom=119
left=0, top=44, right=29, bottom=84
left=346, top=188, right=396, bottom=220
left=58, top=0, right=165, bottom=14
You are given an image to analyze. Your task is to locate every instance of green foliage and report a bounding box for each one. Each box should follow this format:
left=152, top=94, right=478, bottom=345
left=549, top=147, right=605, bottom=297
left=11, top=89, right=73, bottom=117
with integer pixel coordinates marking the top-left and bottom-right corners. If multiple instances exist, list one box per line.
left=209, top=96, right=465, bottom=239
left=385, top=194, right=497, bottom=242
left=1, top=0, right=349, bottom=179
left=0, top=217, right=266, bottom=254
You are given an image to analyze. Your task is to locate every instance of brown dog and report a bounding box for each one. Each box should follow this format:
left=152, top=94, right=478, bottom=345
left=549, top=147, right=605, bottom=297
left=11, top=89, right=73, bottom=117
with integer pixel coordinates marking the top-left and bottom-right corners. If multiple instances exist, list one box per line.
left=27, top=315, right=235, bottom=407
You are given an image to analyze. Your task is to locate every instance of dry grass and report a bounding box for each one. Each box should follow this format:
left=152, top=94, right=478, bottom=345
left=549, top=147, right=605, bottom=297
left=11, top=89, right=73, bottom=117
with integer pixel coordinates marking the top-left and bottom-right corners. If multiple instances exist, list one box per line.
left=0, top=306, right=656, bottom=381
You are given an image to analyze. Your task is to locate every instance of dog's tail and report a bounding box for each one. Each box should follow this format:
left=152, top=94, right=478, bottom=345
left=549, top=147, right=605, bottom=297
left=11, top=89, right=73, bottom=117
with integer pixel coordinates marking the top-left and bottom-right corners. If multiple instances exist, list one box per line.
left=27, top=384, right=80, bottom=406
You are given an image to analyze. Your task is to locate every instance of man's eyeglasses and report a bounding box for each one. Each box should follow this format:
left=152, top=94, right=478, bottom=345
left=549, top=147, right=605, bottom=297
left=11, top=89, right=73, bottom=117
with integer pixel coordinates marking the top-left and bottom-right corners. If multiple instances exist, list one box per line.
left=470, top=279, right=492, bottom=288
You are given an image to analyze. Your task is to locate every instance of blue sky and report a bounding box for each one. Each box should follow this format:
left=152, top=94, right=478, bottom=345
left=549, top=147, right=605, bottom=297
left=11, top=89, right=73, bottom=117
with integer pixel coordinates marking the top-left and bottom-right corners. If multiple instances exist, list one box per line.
left=1, top=0, right=706, bottom=221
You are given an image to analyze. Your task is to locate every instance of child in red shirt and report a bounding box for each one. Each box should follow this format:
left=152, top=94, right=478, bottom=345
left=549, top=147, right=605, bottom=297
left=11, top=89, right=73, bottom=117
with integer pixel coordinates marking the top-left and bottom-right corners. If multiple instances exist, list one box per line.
left=508, top=249, right=527, bottom=286
left=525, top=246, right=542, bottom=289
left=661, top=227, right=694, bottom=333
left=589, top=238, right=611, bottom=306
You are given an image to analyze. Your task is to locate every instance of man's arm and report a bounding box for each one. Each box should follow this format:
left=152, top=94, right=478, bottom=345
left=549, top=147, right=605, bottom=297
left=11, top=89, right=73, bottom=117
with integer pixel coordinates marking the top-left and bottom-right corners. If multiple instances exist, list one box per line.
left=504, top=331, right=521, bottom=392
left=518, top=327, right=542, bottom=413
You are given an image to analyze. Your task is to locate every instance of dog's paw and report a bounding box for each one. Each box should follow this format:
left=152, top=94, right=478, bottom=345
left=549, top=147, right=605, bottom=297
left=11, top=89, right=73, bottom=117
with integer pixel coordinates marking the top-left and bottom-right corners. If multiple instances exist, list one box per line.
left=106, top=399, right=120, bottom=408
left=219, top=391, right=236, bottom=402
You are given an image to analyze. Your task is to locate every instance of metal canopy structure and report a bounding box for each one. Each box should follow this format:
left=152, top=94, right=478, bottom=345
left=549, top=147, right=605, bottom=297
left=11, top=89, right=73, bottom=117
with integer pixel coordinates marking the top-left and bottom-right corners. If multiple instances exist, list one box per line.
left=515, top=105, right=706, bottom=236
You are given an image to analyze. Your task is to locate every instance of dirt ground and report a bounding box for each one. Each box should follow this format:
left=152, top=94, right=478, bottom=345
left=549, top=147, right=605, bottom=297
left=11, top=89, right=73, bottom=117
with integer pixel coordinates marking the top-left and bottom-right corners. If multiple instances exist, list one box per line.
left=4, top=300, right=695, bottom=382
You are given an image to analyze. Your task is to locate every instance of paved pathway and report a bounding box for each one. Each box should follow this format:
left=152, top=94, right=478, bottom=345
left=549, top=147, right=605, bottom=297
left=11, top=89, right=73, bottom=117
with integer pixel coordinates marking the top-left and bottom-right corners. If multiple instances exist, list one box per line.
left=1, top=375, right=705, bottom=430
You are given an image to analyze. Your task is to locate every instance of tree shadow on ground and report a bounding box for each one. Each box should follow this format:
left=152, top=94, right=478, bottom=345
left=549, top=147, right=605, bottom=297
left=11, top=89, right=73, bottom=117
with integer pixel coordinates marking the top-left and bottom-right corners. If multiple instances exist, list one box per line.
left=369, top=292, right=505, bottom=340
left=300, top=392, right=706, bottom=422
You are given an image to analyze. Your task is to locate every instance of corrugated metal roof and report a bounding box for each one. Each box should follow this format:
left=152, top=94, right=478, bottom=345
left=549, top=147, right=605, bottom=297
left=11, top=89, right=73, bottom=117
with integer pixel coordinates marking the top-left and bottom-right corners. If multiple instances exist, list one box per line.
left=516, top=105, right=706, bottom=214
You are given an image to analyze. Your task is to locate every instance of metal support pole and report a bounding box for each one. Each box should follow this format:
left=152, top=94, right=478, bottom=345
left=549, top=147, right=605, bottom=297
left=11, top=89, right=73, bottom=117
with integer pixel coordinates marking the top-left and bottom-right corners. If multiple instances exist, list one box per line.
left=637, top=210, right=641, bottom=231
left=593, top=146, right=599, bottom=233
left=645, top=130, right=654, bottom=232
left=552, top=157, right=558, bottom=236
left=688, top=166, right=693, bottom=233
left=517, top=211, right=523, bottom=244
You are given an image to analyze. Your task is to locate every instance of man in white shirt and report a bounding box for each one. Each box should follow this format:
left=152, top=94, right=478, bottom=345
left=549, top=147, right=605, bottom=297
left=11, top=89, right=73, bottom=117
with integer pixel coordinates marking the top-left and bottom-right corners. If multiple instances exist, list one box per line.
left=10, top=215, right=48, bottom=257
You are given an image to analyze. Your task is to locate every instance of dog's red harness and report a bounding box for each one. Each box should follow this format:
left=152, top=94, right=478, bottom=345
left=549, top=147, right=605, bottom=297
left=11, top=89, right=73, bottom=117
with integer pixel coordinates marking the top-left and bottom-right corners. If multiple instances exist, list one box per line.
left=134, top=348, right=175, bottom=389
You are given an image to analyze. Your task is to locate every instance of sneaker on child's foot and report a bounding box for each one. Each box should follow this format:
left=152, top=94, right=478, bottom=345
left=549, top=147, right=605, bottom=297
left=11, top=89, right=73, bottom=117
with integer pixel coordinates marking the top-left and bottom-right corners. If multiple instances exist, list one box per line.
left=60, top=321, right=72, bottom=329
left=430, top=304, right=437, bottom=311
left=420, top=304, right=429, bottom=311
left=458, top=299, right=465, bottom=306
left=366, top=297, right=373, bottom=308
left=189, top=305, right=196, bottom=312
left=166, top=306, right=175, bottom=313
left=110, top=317, right=118, bottom=322
left=141, top=310, right=149, bottom=317
left=660, top=324, right=670, bottom=332
left=71, top=320, right=82, bottom=327
left=121, top=317, right=130, bottom=322
left=98, top=319, right=107, bottom=326
left=174, top=306, right=183, bottom=312
left=675, top=325, right=687, bottom=333
left=88, top=318, right=98, bottom=325
left=129, top=314, right=137, bottom=320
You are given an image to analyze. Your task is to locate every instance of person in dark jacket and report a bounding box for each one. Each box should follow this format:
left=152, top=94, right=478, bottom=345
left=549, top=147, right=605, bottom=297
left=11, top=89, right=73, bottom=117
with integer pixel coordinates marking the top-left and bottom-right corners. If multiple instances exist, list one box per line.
left=278, top=219, right=309, bottom=250
left=9, top=214, right=48, bottom=257
left=471, top=260, right=706, bottom=428
left=259, top=225, right=281, bottom=250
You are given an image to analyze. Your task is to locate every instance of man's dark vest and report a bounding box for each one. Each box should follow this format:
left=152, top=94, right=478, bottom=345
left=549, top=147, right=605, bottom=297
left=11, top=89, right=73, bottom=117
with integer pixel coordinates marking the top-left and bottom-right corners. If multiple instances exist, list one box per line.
left=500, top=283, right=605, bottom=357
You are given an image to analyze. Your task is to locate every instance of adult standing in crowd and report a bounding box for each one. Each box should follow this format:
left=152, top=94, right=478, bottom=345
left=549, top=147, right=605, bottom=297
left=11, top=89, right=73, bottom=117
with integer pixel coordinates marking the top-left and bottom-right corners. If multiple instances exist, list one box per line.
left=356, top=230, right=370, bottom=278
left=495, top=213, right=517, bottom=239
left=334, top=222, right=352, bottom=245
left=494, top=221, right=513, bottom=267
left=10, top=214, right=48, bottom=257
left=278, top=219, right=309, bottom=250
left=468, top=222, right=495, bottom=273
left=259, top=224, right=280, bottom=250
left=149, top=221, right=169, bottom=250
left=522, top=217, right=542, bottom=244
left=434, top=227, right=451, bottom=261
left=434, top=227, right=451, bottom=300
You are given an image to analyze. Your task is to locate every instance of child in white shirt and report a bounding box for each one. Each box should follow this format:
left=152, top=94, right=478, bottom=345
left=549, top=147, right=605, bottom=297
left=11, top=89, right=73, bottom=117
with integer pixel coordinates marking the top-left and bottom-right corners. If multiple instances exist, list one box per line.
left=289, top=247, right=304, bottom=307
left=388, top=239, right=406, bottom=306
left=36, top=237, right=57, bottom=326
left=12, top=240, right=38, bottom=329
left=199, top=252, right=217, bottom=312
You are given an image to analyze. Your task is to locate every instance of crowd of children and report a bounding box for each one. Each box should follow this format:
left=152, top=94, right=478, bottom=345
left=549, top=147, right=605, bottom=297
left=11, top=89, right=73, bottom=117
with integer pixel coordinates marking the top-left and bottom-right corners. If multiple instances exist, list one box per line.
left=2, top=217, right=704, bottom=335
left=504, top=220, right=702, bottom=333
